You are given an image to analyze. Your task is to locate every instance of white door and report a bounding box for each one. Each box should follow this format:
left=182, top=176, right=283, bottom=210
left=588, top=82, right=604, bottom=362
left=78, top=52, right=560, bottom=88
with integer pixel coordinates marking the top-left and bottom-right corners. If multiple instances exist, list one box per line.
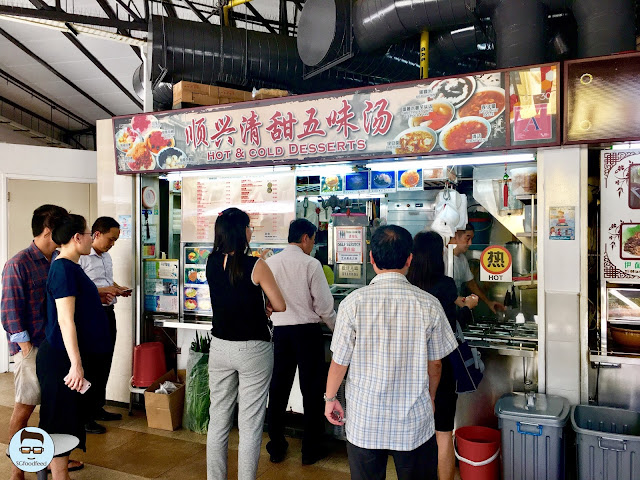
left=8, top=179, right=97, bottom=257
left=3, top=179, right=96, bottom=370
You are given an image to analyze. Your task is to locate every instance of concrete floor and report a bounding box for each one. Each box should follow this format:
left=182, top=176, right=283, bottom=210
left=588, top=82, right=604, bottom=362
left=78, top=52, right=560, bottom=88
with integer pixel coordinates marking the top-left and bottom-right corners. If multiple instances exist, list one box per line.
left=0, top=372, right=462, bottom=479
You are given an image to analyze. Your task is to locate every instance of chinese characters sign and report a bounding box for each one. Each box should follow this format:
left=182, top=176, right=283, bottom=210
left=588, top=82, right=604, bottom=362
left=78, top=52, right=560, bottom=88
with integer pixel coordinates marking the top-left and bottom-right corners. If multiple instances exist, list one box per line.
left=600, top=150, right=640, bottom=282
left=336, top=227, right=364, bottom=264
left=480, top=245, right=512, bottom=282
left=112, top=66, right=560, bottom=174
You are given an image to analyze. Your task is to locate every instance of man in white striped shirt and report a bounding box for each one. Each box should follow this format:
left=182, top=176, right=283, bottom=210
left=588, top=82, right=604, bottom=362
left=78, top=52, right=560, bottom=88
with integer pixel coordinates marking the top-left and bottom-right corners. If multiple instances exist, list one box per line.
left=265, top=218, right=336, bottom=465
left=325, top=225, right=457, bottom=480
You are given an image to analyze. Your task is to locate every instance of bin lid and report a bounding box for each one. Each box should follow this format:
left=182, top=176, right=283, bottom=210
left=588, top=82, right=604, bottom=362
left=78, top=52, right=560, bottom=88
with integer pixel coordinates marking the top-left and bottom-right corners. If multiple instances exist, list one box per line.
left=495, top=393, right=571, bottom=426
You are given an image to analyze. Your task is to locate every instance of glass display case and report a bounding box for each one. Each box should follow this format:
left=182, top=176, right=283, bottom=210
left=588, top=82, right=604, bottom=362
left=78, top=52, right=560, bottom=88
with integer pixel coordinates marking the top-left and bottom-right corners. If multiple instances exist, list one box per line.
left=602, top=287, right=640, bottom=354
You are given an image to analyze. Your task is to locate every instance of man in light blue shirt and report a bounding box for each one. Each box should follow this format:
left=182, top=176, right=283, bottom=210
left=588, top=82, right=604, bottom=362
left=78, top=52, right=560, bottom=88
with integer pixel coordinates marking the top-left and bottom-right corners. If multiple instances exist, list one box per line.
left=79, top=217, right=131, bottom=434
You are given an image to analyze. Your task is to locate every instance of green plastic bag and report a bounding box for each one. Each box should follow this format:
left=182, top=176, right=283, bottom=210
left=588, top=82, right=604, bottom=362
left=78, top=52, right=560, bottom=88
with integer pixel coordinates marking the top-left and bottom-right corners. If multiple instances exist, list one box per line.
left=183, top=334, right=211, bottom=434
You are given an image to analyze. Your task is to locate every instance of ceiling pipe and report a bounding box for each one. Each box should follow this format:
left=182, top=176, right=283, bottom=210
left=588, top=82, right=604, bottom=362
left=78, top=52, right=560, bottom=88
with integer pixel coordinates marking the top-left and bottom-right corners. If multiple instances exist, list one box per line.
left=571, top=0, right=635, bottom=57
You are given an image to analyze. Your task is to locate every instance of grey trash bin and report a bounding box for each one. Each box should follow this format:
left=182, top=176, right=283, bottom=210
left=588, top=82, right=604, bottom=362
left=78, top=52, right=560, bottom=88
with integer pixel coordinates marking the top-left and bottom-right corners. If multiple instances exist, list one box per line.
left=495, top=392, right=570, bottom=480
left=571, top=405, right=640, bottom=480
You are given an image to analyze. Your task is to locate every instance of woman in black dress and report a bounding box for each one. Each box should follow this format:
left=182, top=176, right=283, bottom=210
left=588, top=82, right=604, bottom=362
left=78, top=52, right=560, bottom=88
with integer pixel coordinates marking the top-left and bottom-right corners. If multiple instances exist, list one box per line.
left=406, top=231, right=478, bottom=480
left=37, top=214, right=111, bottom=480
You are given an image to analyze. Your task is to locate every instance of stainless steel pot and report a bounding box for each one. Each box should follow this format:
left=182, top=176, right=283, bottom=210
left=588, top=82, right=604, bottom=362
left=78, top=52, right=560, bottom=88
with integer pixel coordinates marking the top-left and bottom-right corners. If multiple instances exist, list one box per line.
left=505, top=242, right=532, bottom=277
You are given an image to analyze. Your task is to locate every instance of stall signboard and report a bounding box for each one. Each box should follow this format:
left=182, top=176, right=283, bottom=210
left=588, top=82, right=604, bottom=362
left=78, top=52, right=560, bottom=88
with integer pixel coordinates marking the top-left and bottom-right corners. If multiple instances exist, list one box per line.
left=601, top=150, right=640, bottom=283
left=480, top=245, right=512, bottom=282
left=335, top=227, right=364, bottom=264
left=113, top=64, right=560, bottom=174
left=566, top=52, right=640, bottom=144
left=181, top=173, right=296, bottom=244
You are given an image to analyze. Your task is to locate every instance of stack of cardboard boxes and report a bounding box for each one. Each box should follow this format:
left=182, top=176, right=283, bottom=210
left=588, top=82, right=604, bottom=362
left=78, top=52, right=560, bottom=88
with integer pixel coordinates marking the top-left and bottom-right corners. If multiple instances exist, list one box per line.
left=172, top=81, right=289, bottom=109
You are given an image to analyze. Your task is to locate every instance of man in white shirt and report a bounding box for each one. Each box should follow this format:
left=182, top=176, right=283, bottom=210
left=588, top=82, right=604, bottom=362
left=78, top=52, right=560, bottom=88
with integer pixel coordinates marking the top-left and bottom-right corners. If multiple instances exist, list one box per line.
left=449, top=224, right=505, bottom=314
left=265, top=218, right=336, bottom=466
left=79, top=217, right=131, bottom=434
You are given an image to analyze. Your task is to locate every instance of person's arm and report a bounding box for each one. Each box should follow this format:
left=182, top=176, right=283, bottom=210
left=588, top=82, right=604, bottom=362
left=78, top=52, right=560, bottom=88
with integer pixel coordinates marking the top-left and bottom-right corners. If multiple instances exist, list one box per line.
left=55, top=296, right=84, bottom=392
left=427, top=359, right=442, bottom=410
left=454, top=294, right=479, bottom=309
left=1, top=262, right=32, bottom=354
left=310, top=262, right=337, bottom=330
left=252, top=259, right=286, bottom=312
left=466, top=279, right=505, bottom=313
left=113, top=282, right=132, bottom=297
left=324, top=360, right=348, bottom=425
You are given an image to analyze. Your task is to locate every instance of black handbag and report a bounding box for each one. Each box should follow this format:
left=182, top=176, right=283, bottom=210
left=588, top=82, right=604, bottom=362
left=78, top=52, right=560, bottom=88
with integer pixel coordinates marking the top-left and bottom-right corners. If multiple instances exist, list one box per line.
left=449, top=320, right=484, bottom=394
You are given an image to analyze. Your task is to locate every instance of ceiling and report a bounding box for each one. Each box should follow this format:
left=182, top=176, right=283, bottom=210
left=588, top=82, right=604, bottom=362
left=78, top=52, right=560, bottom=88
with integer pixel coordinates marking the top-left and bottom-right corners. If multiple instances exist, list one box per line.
left=0, top=0, right=299, bottom=149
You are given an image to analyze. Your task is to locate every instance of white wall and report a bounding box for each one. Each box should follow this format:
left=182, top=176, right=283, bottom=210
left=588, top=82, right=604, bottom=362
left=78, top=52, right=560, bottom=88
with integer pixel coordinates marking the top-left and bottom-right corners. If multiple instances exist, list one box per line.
left=0, top=143, right=97, bottom=372
left=537, top=146, right=588, bottom=405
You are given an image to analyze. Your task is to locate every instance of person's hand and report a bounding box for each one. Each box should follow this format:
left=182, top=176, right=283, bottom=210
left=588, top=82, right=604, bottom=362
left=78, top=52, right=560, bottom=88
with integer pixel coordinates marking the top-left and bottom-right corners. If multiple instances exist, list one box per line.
left=487, top=301, right=506, bottom=313
left=99, top=291, right=116, bottom=304
left=463, top=294, right=479, bottom=309
left=117, top=286, right=132, bottom=297
left=265, top=301, right=274, bottom=318
left=18, top=341, right=33, bottom=357
left=64, top=363, right=84, bottom=392
left=324, top=399, right=345, bottom=426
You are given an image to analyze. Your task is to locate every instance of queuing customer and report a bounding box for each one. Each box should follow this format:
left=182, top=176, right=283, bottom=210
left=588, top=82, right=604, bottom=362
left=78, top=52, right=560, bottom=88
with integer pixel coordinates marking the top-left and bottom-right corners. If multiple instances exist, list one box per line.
left=407, top=231, right=478, bottom=480
left=325, top=225, right=458, bottom=480
left=206, top=207, right=286, bottom=480
left=37, top=214, right=112, bottom=480
left=79, top=216, right=131, bottom=434
left=1, top=204, right=85, bottom=479
left=265, top=218, right=336, bottom=465
left=449, top=224, right=505, bottom=314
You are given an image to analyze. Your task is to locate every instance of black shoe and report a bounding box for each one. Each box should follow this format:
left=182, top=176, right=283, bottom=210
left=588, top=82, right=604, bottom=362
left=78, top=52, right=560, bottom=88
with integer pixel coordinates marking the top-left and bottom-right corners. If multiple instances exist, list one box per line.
left=85, top=420, right=106, bottom=434
left=95, top=408, right=122, bottom=421
left=266, top=439, right=288, bottom=463
left=302, top=447, right=328, bottom=466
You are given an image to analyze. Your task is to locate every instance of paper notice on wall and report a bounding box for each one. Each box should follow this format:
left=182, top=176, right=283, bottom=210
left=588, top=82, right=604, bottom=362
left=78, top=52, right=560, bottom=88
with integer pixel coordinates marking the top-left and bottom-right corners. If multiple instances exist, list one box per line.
left=335, top=227, right=364, bottom=264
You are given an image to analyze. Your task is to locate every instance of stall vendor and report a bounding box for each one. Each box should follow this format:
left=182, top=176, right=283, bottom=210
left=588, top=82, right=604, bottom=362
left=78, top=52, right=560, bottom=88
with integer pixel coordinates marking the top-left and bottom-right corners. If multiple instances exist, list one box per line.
left=449, top=224, right=505, bottom=314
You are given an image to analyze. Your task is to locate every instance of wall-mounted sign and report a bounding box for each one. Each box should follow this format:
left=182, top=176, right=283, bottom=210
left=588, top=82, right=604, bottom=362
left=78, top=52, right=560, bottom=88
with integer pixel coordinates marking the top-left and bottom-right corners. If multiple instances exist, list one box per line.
left=600, top=150, right=640, bottom=283
left=565, top=52, right=640, bottom=144
left=549, top=206, right=575, bottom=240
left=113, top=63, right=560, bottom=175
left=480, top=245, right=513, bottom=282
left=338, top=264, right=362, bottom=279
left=335, top=227, right=364, bottom=264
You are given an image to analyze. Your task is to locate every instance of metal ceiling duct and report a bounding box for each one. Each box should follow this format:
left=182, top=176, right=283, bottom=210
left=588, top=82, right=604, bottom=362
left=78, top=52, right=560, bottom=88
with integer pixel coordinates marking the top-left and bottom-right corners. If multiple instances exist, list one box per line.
left=353, top=0, right=477, bottom=54
left=571, top=0, right=635, bottom=57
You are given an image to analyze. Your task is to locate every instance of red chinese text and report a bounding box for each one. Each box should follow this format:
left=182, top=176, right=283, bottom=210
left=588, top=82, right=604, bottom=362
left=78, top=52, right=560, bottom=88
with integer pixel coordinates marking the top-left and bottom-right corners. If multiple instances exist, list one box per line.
left=297, top=108, right=326, bottom=140
left=265, top=111, right=298, bottom=142
left=326, top=100, right=359, bottom=139
left=240, top=110, right=263, bottom=146
left=210, top=114, right=237, bottom=148
left=362, top=99, right=393, bottom=136
left=185, top=117, right=209, bottom=149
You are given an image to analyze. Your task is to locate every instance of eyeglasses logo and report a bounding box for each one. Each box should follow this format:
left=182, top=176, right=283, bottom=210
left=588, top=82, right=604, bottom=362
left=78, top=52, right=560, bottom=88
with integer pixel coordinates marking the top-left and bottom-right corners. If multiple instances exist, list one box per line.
left=9, top=427, right=55, bottom=473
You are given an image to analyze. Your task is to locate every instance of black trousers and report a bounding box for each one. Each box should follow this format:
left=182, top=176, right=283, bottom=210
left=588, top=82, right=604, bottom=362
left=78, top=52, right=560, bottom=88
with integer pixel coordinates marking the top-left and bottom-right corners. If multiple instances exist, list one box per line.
left=88, top=305, right=117, bottom=417
left=346, top=435, right=438, bottom=480
left=267, top=323, right=326, bottom=455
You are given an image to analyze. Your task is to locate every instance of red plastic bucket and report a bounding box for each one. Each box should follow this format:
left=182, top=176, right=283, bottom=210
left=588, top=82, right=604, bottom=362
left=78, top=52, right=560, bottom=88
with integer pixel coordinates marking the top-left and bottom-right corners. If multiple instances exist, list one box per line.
left=132, top=342, right=166, bottom=387
left=454, top=426, right=501, bottom=480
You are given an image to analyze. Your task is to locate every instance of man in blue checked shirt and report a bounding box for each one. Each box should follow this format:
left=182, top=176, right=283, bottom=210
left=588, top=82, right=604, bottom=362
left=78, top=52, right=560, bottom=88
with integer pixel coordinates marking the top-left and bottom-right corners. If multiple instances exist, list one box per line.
left=324, top=225, right=458, bottom=480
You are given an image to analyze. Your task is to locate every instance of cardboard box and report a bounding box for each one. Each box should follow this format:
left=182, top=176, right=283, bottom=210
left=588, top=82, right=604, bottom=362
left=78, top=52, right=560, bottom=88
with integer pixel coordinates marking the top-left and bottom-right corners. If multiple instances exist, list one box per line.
left=173, top=81, right=250, bottom=107
left=144, top=369, right=186, bottom=431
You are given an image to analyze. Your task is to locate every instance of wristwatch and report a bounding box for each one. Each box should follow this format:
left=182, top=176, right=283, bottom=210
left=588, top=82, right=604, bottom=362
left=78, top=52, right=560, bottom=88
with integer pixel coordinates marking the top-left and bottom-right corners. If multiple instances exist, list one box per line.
left=323, top=393, right=337, bottom=402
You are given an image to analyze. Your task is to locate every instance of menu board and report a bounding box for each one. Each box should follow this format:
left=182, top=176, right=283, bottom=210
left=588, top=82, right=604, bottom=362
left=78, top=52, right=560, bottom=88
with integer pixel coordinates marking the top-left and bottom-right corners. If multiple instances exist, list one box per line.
left=566, top=53, right=640, bottom=144
left=144, top=259, right=179, bottom=313
left=113, top=63, right=561, bottom=175
left=183, top=245, right=213, bottom=315
left=182, top=173, right=296, bottom=243
left=601, top=150, right=640, bottom=283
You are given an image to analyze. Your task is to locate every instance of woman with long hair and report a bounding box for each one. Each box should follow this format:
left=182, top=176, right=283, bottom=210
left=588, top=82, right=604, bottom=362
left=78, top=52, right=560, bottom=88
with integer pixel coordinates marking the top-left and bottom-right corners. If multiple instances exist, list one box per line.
left=406, top=231, right=478, bottom=480
left=37, top=214, right=111, bottom=480
left=205, top=207, right=286, bottom=480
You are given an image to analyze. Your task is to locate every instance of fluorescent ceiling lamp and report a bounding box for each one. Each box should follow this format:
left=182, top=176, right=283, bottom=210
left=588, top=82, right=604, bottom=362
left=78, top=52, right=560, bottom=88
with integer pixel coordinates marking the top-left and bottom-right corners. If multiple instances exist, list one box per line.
left=611, top=142, right=640, bottom=150
left=177, top=164, right=293, bottom=178
left=366, top=152, right=535, bottom=171
left=0, top=15, right=147, bottom=46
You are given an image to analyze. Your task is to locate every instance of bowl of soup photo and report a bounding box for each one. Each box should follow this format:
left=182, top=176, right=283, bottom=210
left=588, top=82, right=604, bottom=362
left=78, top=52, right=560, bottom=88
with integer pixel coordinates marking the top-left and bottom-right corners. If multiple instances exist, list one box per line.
left=438, top=117, right=491, bottom=151
left=457, top=87, right=506, bottom=122
left=393, top=126, right=437, bottom=155
left=408, top=101, right=455, bottom=132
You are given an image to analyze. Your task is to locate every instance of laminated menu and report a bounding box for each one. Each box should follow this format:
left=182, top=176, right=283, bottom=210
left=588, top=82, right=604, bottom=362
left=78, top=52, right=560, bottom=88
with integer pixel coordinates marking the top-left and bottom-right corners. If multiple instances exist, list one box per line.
left=144, top=259, right=179, bottom=313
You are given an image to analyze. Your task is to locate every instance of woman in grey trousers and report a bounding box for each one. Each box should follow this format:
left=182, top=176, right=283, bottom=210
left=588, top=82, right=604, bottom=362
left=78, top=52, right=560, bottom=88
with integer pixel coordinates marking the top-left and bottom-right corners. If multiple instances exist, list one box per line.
left=205, top=208, right=286, bottom=480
